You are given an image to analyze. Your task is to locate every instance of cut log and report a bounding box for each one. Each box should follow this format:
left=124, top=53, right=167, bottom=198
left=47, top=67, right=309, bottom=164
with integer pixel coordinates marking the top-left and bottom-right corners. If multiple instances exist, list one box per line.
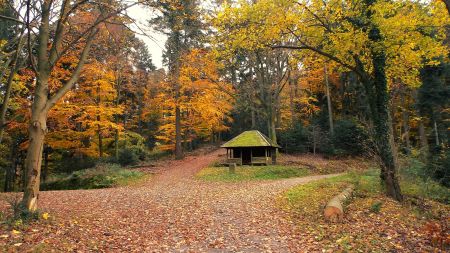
left=323, top=185, right=354, bottom=222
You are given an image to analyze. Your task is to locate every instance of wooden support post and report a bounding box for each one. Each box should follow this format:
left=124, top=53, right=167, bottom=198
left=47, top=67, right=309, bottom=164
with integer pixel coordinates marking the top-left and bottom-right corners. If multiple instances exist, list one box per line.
left=250, top=148, right=253, bottom=165
left=265, top=148, right=268, bottom=165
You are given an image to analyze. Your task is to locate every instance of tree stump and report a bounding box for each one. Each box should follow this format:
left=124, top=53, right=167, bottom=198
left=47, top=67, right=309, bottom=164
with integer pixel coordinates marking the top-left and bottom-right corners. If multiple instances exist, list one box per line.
left=323, top=185, right=354, bottom=222
left=228, top=163, right=236, bottom=173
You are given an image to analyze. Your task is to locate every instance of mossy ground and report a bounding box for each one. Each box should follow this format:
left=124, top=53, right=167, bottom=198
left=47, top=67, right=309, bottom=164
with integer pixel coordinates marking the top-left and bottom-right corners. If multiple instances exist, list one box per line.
left=196, top=165, right=310, bottom=182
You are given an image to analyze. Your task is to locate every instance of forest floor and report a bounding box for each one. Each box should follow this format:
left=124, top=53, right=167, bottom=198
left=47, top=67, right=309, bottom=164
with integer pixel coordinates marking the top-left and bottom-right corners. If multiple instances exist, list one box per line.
left=0, top=149, right=339, bottom=252
left=0, top=149, right=447, bottom=252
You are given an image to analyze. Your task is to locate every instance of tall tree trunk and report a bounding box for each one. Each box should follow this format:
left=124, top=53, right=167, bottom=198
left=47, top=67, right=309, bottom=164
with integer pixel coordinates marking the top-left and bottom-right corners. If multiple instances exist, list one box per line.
left=4, top=140, right=18, bottom=192
left=137, top=72, right=144, bottom=134
left=413, top=89, right=428, bottom=156
left=175, top=105, right=183, bottom=159
left=97, top=85, right=103, bottom=157
left=368, top=22, right=403, bottom=201
left=419, top=119, right=428, bottom=150
left=433, top=120, right=440, bottom=146
left=114, top=71, right=121, bottom=160
left=98, top=122, right=103, bottom=157
left=400, top=93, right=411, bottom=153
left=42, top=145, right=49, bottom=184
left=251, top=107, right=256, bottom=129
left=324, top=64, right=334, bottom=135
left=289, top=78, right=296, bottom=126
left=269, top=110, right=277, bottom=144
left=21, top=0, right=97, bottom=211
left=22, top=77, right=49, bottom=211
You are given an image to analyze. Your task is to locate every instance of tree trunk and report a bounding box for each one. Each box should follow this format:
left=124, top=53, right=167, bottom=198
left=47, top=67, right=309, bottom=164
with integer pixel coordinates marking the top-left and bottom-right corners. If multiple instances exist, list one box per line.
left=401, top=94, right=411, bottom=153
left=4, top=141, right=18, bottom=192
left=175, top=105, right=183, bottom=159
left=368, top=23, right=403, bottom=201
left=114, top=72, right=121, bottom=161
left=324, top=64, right=334, bottom=135
left=433, top=120, right=440, bottom=146
left=97, top=85, right=103, bottom=157
left=267, top=105, right=277, bottom=144
left=251, top=107, right=256, bottom=129
left=42, top=145, right=49, bottom=184
left=22, top=78, right=49, bottom=211
left=419, top=119, right=428, bottom=150
left=114, top=128, right=119, bottom=160
left=289, top=78, right=296, bottom=126
left=312, top=125, right=317, bottom=155
left=137, top=72, right=144, bottom=134
left=20, top=0, right=98, bottom=211
left=98, top=123, right=103, bottom=157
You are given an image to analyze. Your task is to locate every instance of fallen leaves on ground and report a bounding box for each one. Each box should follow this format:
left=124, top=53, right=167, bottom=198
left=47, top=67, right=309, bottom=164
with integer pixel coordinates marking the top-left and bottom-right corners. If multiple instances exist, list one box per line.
left=281, top=175, right=450, bottom=252
left=0, top=150, right=446, bottom=252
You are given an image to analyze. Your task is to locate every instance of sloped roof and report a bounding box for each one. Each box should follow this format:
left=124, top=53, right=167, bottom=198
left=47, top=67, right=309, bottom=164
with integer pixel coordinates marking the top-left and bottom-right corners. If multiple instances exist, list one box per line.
left=221, top=130, right=281, bottom=148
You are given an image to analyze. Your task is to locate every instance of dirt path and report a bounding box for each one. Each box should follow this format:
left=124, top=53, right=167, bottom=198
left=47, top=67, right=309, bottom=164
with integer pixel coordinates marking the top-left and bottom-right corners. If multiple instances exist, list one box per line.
left=1, top=150, right=340, bottom=252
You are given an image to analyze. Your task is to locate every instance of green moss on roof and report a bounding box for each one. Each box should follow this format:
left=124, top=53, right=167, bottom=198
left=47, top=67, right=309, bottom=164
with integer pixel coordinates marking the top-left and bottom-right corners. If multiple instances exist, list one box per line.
left=221, top=130, right=281, bottom=148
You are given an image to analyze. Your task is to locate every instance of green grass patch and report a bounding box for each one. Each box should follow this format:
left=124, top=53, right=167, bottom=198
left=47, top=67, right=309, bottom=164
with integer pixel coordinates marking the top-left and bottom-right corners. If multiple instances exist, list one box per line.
left=281, top=164, right=450, bottom=251
left=41, top=163, right=148, bottom=190
left=284, top=172, right=366, bottom=220
left=284, top=166, right=449, bottom=222
left=399, top=158, right=450, bottom=204
left=196, top=165, right=310, bottom=182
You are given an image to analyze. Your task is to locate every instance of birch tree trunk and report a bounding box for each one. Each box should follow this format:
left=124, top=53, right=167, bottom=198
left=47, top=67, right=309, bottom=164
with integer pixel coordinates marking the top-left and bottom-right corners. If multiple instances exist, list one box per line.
left=433, top=120, right=440, bottom=146
left=324, top=64, right=334, bottom=135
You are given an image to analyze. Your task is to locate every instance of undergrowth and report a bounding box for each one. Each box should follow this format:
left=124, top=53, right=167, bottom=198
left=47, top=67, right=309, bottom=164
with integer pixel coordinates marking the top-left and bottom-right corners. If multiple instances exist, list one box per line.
left=41, top=163, right=147, bottom=190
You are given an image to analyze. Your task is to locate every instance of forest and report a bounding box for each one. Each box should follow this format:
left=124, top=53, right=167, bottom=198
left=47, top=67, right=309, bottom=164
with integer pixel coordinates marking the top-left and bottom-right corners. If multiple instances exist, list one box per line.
left=0, top=0, right=449, bottom=251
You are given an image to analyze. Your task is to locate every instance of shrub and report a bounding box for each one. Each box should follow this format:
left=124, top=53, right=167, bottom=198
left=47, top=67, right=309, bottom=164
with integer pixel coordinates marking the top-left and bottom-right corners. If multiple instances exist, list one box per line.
left=370, top=201, right=382, bottom=213
left=278, top=122, right=310, bottom=153
left=54, top=153, right=97, bottom=173
left=41, top=163, right=144, bottom=190
left=146, top=148, right=170, bottom=161
left=331, top=119, right=370, bottom=156
left=118, top=148, right=140, bottom=166
left=427, top=149, right=450, bottom=187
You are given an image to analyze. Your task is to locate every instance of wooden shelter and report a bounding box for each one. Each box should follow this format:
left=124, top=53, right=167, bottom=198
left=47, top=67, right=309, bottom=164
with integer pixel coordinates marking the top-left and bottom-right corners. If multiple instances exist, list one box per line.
left=221, top=130, right=281, bottom=165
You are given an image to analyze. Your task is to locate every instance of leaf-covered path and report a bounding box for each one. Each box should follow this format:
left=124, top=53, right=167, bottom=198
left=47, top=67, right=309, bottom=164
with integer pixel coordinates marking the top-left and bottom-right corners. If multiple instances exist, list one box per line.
left=1, top=150, right=340, bottom=252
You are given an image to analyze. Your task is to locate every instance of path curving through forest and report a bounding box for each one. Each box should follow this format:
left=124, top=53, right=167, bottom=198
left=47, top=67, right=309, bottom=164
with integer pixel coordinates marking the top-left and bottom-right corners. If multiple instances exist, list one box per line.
left=1, top=149, right=340, bottom=252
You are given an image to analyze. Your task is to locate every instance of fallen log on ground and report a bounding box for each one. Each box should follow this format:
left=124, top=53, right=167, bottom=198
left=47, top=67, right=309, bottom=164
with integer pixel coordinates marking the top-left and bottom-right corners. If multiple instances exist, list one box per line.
left=323, top=185, right=354, bottom=222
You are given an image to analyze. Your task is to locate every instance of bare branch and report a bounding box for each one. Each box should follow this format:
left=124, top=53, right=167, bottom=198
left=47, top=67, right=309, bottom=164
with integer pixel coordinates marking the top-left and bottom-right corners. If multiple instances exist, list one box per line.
left=45, top=29, right=99, bottom=110
left=0, top=14, right=24, bottom=24
left=48, top=0, right=71, bottom=66
left=50, top=2, right=140, bottom=66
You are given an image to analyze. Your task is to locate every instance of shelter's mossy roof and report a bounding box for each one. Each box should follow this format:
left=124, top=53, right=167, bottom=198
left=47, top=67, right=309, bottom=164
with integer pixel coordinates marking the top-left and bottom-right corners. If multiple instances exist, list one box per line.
left=221, top=130, right=281, bottom=148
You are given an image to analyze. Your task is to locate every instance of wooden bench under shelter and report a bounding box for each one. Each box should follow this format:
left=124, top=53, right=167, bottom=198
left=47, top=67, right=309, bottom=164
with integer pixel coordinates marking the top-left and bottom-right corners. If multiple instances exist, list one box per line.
left=221, top=130, right=281, bottom=166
